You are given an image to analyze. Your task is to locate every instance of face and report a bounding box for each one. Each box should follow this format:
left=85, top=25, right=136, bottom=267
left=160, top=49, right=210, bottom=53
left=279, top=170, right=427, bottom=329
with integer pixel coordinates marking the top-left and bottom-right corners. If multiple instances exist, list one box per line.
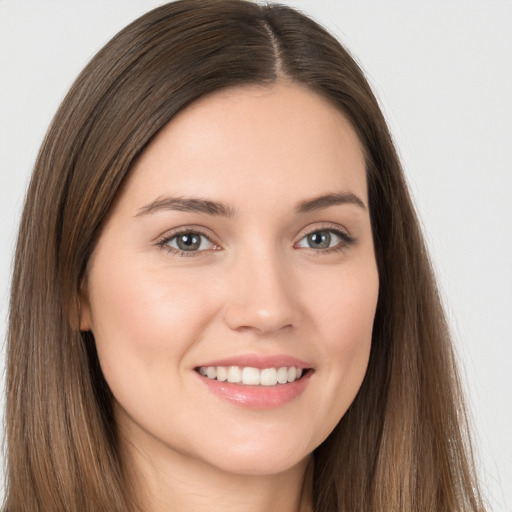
left=81, top=82, right=379, bottom=478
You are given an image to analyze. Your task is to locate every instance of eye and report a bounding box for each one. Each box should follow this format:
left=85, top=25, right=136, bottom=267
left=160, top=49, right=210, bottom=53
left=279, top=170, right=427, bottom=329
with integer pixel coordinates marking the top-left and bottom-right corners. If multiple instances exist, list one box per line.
left=161, top=231, right=216, bottom=253
left=295, top=228, right=354, bottom=251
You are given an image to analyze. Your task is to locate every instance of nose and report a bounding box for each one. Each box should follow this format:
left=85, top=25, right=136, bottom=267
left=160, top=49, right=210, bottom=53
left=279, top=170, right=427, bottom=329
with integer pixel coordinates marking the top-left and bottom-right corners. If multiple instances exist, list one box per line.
left=222, top=247, right=298, bottom=335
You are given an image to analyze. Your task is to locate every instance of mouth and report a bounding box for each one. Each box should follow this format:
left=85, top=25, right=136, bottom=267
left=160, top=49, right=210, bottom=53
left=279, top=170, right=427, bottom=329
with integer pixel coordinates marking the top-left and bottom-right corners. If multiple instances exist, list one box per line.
left=193, top=355, right=313, bottom=408
left=195, top=365, right=310, bottom=386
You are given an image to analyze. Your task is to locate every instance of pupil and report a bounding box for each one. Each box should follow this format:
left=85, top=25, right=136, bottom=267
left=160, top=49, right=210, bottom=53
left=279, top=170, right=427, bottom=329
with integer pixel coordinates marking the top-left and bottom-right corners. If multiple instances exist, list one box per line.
left=178, top=234, right=200, bottom=251
left=308, top=231, right=330, bottom=249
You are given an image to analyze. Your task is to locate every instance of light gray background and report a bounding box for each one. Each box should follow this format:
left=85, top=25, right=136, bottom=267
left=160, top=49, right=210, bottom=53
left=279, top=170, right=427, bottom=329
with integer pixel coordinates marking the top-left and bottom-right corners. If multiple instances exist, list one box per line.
left=1, top=1, right=510, bottom=510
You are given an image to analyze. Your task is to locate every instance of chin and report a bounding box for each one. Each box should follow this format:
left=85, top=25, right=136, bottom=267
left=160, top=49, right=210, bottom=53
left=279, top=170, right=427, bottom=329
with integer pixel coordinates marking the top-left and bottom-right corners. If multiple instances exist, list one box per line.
left=207, top=451, right=310, bottom=477
left=190, top=429, right=316, bottom=477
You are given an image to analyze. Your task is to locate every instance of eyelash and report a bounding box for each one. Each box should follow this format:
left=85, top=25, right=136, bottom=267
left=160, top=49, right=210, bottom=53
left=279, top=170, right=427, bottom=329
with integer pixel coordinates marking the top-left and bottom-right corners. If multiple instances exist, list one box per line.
left=156, top=224, right=356, bottom=257
left=296, top=225, right=356, bottom=255
left=156, top=227, right=217, bottom=257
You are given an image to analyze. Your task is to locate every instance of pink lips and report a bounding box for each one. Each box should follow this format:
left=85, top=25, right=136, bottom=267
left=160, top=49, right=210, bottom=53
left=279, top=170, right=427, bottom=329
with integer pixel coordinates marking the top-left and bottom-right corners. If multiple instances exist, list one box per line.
left=194, top=354, right=313, bottom=409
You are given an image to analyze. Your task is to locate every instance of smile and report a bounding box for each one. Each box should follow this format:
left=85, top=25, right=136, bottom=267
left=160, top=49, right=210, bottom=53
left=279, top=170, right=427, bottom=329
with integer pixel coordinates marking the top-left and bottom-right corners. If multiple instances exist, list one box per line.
left=194, top=355, right=313, bottom=408
left=197, top=366, right=305, bottom=386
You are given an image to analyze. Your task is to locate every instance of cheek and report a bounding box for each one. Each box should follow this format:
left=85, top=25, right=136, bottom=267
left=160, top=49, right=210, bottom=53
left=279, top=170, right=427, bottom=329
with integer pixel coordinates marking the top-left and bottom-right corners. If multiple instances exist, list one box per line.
left=86, top=258, right=226, bottom=440
left=87, top=255, right=219, bottom=383
left=306, top=261, right=378, bottom=426
left=311, top=260, right=378, bottom=353
left=324, top=285, right=377, bottom=353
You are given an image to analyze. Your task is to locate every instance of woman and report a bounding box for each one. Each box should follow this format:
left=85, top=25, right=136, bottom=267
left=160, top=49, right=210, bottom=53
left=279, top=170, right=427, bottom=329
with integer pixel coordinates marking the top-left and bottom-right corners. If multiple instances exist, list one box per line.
left=5, top=1, right=485, bottom=511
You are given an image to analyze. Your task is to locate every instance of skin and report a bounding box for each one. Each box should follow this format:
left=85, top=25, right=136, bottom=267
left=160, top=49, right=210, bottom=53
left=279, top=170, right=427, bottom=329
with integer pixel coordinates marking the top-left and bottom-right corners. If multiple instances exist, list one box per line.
left=80, top=82, right=379, bottom=512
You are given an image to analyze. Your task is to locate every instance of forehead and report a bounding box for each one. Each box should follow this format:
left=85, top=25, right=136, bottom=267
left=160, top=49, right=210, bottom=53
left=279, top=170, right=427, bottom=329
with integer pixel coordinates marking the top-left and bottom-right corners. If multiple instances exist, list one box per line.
left=122, top=82, right=367, bottom=211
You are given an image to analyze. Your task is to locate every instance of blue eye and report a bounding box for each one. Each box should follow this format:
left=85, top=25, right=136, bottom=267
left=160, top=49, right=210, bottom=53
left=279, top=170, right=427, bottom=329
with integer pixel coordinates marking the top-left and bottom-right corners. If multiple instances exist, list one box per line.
left=164, top=232, right=215, bottom=252
left=296, top=229, right=353, bottom=251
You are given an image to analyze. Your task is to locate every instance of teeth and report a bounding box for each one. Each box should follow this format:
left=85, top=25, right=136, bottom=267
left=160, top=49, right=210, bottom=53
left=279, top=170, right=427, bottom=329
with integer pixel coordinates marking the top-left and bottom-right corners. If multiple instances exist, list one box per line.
left=277, top=367, right=288, bottom=384
left=227, top=366, right=242, bottom=383
left=260, top=368, right=277, bottom=386
left=242, top=367, right=260, bottom=385
left=206, top=367, right=217, bottom=379
left=216, top=366, right=228, bottom=382
left=198, top=366, right=305, bottom=386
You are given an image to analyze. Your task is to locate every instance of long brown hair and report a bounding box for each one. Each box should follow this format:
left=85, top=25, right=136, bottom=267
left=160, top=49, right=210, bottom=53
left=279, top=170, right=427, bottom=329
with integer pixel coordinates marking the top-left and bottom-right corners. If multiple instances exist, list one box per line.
left=5, top=1, right=485, bottom=510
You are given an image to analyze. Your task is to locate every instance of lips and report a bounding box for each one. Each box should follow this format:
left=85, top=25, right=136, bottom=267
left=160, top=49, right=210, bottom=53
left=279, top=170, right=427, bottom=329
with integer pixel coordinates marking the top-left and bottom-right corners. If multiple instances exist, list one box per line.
left=194, top=354, right=313, bottom=409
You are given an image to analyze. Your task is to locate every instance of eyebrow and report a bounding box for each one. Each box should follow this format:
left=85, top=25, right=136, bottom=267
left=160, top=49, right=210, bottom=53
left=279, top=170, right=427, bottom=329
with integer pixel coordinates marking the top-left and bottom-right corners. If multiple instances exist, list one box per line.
left=136, top=191, right=366, bottom=218
left=136, top=196, right=236, bottom=218
left=295, top=192, right=367, bottom=213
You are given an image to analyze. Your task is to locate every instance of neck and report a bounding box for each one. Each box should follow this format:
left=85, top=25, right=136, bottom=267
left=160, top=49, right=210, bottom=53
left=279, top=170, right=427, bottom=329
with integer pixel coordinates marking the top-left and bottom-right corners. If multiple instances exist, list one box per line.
left=122, top=441, right=314, bottom=512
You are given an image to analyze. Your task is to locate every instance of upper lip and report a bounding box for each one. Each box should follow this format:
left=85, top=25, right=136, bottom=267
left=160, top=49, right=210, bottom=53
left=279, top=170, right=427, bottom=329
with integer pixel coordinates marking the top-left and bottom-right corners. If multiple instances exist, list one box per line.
left=195, top=354, right=312, bottom=370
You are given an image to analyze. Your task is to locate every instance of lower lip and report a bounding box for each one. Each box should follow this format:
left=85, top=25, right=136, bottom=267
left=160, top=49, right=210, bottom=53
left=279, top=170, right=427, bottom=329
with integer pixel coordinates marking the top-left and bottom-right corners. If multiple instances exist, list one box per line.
left=195, top=371, right=312, bottom=409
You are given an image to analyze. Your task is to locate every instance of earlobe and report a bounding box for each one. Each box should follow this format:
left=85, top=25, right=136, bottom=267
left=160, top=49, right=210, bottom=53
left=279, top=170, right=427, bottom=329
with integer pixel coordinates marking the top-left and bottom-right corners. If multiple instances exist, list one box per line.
left=80, top=305, right=92, bottom=332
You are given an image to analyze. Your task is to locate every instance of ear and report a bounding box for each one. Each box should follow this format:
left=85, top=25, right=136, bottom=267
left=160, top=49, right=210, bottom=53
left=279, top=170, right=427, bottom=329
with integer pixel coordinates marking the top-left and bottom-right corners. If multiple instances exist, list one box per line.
left=79, top=278, right=93, bottom=332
